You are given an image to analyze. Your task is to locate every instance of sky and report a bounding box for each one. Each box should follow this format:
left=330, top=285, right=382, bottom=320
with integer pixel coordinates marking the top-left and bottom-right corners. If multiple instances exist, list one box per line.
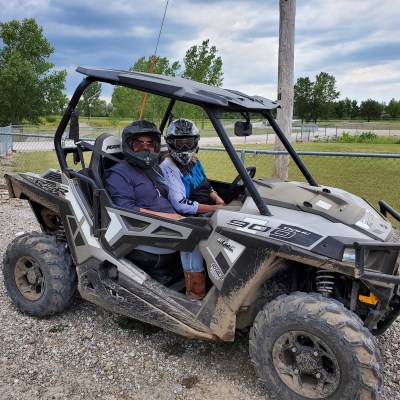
left=2, top=0, right=400, bottom=104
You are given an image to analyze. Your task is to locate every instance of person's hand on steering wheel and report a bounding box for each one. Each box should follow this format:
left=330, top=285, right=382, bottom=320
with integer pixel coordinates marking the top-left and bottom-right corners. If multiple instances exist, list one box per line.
left=210, top=190, right=226, bottom=206
left=223, top=165, right=256, bottom=204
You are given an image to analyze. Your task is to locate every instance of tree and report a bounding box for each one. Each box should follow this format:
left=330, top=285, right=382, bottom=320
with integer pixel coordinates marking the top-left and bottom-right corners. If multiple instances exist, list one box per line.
left=182, top=39, right=223, bottom=127
left=294, top=72, right=340, bottom=123
left=294, top=77, right=313, bottom=122
left=310, top=72, right=340, bottom=123
left=0, top=18, right=67, bottom=125
left=359, top=99, right=383, bottom=121
left=334, top=98, right=359, bottom=120
left=182, top=39, right=223, bottom=86
left=77, top=82, right=102, bottom=119
left=349, top=99, right=359, bottom=119
left=110, top=40, right=224, bottom=124
left=385, top=98, right=400, bottom=119
left=110, top=56, right=180, bottom=121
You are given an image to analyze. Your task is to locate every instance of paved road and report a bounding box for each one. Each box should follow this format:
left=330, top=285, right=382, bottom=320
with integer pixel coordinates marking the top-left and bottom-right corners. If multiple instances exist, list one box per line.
left=8, top=126, right=400, bottom=152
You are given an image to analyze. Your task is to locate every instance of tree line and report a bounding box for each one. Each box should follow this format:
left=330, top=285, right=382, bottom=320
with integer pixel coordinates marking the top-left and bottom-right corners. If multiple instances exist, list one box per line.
left=294, top=72, right=400, bottom=123
left=0, top=18, right=222, bottom=125
left=1, top=18, right=399, bottom=126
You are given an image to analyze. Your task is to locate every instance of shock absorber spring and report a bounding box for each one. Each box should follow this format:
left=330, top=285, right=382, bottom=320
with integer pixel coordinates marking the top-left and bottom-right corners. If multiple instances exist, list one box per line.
left=316, top=270, right=335, bottom=297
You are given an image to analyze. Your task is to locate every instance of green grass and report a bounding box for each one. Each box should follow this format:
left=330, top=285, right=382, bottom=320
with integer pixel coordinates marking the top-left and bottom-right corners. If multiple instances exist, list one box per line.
left=7, top=142, right=400, bottom=225
left=197, top=142, right=400, bottom=222
left=10, top=151, right=88, bottom=174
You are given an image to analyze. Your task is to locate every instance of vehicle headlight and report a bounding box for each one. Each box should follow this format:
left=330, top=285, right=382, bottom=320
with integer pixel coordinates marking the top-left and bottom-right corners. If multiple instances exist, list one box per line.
left=342, top=248, right=356, bottom=263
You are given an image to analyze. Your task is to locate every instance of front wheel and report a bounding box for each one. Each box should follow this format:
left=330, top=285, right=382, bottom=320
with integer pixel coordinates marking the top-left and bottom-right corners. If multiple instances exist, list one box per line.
left=249, top=292, right=382, bottom=400
left=3, top=231, right=77, bottom=316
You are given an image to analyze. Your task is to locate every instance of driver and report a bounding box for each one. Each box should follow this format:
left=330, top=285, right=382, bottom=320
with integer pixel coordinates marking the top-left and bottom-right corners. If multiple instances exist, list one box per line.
left=105, top=120, right=206, bottom=300
left=160, top=118, right=225, bottom=216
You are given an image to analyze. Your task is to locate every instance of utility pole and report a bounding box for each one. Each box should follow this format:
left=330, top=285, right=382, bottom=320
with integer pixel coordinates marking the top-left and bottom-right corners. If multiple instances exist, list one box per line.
left=272, top=0, right=296, bottom=180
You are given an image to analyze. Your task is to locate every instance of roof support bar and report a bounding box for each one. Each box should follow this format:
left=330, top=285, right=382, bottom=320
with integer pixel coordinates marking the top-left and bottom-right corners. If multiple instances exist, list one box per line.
left=205, top=106, right=272, bottom=216
left=160, top=99, right=176, bottom=133
left=264, top=112, right=318, bottom=187
left=54, top=77, right=95, bottom=171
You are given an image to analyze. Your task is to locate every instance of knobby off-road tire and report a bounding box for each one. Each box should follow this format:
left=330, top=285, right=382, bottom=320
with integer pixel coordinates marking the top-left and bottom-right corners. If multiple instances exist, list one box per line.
left=3, top=231, right=77, bottom=316
left=249, top=292, right=382, bottom=400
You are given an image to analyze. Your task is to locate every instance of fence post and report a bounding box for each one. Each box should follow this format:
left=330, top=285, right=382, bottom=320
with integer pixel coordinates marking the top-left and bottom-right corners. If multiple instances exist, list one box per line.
left=0, top=125, right=13, bottom=156
left=240, top=150, right=246, bottom=164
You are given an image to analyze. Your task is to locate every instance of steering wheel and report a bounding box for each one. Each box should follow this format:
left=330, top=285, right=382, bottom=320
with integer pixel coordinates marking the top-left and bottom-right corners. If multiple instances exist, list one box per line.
left=224, top=165, right=256, bottom=204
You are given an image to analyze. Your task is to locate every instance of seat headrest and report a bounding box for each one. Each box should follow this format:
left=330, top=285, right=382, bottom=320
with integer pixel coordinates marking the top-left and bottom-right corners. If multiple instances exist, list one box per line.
left=94, top=133, right=122, bottom=154
left=88, top=133, right=123, bottom=188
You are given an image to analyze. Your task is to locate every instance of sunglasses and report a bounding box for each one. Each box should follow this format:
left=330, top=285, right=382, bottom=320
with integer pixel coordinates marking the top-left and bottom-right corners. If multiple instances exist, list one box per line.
left=133, top=139, right=155, bottom=147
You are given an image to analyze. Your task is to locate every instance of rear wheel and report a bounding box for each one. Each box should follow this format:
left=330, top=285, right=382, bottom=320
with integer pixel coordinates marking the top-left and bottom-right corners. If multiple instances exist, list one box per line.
left=3, top=231, right=76, bottom=316
left=249, top=292, right=382, bottom=400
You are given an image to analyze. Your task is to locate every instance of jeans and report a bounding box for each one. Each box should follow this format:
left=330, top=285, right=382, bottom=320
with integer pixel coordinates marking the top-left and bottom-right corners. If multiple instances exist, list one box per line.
left=136, top=244, right=204, bottom=273
left=180, top=245, right=204, bottom=272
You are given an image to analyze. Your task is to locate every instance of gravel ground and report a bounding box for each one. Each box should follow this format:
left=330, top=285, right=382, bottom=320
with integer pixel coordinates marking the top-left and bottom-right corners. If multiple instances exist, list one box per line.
left=0, top=183, right=399, bottom=400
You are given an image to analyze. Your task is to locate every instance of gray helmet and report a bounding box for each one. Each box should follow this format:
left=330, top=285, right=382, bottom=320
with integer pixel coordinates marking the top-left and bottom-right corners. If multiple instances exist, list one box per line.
left=122, top=120, right=161, bottom=168
left=165, top=118, right=200, bottom=165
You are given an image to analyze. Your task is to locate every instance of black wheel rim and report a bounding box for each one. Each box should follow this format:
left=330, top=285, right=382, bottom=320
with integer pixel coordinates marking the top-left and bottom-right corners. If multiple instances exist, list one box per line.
left=272, top=330, right=340, bottom=398
left=14, top=256, right=45, bottom=301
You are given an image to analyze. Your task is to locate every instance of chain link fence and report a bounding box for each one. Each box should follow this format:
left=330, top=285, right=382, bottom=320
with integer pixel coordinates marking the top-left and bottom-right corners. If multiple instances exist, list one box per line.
left=1, top=128, right=399, bottom=224
left=295, top=122, right=400, bottom=142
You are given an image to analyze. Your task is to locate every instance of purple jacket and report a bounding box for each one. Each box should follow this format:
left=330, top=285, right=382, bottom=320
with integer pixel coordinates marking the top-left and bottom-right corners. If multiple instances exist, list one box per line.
left=105, top=161, right=175, bottom=214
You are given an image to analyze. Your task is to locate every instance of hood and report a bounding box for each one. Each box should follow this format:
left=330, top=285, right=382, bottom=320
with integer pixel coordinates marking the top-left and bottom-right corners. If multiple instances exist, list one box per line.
left=253, top=178, right=392, bottom=241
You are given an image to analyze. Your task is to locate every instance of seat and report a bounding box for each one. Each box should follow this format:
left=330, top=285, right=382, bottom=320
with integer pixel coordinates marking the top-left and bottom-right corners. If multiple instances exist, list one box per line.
left=86, top=133, right=185, bottom=291
left=87, top=133, right=124, bottom=187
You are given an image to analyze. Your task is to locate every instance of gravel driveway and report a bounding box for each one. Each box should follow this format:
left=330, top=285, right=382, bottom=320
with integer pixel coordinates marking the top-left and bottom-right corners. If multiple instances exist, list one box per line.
left=0, top=187, right=399, bottom=400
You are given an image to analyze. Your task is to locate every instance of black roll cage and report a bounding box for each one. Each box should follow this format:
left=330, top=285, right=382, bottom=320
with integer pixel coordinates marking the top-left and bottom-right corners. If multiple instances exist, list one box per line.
left=54, top=68, right=319, bottom=217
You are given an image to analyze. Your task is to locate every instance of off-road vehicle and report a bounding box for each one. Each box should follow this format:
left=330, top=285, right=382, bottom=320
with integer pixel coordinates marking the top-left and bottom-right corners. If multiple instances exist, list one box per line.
left=3, top=67, right=400, bottom=400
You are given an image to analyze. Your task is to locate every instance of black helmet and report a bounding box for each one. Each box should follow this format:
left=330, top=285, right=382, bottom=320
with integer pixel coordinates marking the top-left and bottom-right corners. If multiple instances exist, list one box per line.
left=122, top=120, right=161, bottom=168
left=165, top=118, right=200, bottom=165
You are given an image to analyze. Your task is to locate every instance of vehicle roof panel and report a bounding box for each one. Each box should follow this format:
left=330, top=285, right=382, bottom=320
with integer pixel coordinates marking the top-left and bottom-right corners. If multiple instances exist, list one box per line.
left=77, top=67, right=279, bottom=112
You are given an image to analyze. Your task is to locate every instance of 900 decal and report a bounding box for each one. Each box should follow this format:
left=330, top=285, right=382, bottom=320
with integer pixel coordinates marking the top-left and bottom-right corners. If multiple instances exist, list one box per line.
left=227, top=219, right=270, bottom=233
left=227, top=218, right=322, bottom=247
left=269, top=224, right=322, bottom=246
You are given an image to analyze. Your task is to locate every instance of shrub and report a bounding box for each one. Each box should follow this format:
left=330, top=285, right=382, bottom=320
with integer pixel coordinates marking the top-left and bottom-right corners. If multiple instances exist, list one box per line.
left=46, top=116, right=57, bottom=123
left=338, top=131, right=379, bottom=143
left=359, top=131, right=378, bottom=141
left=338, top=131, right=356, bottom=143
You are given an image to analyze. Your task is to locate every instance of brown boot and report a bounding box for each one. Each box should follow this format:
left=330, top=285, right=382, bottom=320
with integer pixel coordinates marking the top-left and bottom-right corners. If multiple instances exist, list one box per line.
left=184, top=272, right=206, bottom=300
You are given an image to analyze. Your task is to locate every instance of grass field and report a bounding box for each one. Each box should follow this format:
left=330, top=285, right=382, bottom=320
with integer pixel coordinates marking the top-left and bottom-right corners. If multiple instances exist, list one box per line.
left=4, top=118, right=397, bottom=227
left=6, top=140, right=399, bottom=226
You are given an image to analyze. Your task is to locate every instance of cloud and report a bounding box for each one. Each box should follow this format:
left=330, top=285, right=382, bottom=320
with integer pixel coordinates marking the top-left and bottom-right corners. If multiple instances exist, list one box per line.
left=1, top=0, right=400, bottom=102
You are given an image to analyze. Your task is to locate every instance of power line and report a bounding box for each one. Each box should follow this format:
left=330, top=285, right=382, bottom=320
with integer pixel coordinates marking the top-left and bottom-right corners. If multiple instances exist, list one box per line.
left=154, top=0, right=170, bottom=57
left=139, top=0, right=170, bottom=119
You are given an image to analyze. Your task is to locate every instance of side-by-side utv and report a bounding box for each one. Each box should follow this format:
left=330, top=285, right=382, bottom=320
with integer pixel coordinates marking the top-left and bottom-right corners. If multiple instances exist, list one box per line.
left=3, top=67, right=400, bottom=400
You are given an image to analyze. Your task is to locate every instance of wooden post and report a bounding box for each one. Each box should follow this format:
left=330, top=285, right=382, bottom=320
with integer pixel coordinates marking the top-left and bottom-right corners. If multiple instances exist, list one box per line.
left=272, top=0, right=296, bottom=180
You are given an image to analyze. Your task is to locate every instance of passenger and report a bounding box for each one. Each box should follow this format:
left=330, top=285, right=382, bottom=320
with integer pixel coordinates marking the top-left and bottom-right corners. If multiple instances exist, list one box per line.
left=160, top=118, right=225, bottom=215
left=105, top=120, right=206, bottom=300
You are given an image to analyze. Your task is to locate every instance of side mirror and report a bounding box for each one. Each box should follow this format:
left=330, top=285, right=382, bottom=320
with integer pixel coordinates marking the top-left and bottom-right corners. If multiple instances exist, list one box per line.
left=69, top=111, right=80, bottom=142
left=234, top=121, right=252, bottom=136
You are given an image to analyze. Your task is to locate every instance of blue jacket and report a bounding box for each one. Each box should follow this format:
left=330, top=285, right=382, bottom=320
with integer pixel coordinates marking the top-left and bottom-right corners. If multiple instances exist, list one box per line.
left=105, top=161, right=176, bottom=214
